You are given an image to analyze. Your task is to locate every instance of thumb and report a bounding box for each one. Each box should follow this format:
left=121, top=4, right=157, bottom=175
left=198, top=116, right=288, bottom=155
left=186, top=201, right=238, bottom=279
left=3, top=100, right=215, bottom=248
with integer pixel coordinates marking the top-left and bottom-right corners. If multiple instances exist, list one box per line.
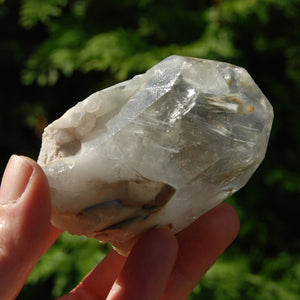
left=0, top=155, right=52, bottom=300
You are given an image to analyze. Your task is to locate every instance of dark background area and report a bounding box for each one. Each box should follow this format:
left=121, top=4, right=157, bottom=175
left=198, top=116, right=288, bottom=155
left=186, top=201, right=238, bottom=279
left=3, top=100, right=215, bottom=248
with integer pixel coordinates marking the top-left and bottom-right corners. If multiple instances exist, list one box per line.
left=1, top=0, right=299, bottom=299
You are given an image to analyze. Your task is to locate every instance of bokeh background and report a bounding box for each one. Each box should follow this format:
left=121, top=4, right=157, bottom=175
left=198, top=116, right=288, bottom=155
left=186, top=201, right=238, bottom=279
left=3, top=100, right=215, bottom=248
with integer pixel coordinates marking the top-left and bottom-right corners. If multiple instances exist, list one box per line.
left=1, top=0, right=299, bottom=299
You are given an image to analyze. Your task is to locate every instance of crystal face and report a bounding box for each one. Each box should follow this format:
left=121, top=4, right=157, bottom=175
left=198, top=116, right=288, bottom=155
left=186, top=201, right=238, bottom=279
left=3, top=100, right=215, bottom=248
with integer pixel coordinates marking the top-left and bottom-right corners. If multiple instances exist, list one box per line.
left=38, top=55, right=273, bottom=254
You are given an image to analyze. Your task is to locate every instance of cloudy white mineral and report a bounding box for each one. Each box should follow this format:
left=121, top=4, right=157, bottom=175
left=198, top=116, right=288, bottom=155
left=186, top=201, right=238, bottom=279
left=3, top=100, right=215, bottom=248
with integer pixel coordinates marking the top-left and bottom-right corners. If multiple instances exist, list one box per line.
left=38, top=55, right=273, bottom=255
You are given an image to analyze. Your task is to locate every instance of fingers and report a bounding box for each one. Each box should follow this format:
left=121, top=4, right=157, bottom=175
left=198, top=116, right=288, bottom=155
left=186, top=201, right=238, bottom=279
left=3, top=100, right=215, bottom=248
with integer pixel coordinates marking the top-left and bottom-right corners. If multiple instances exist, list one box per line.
left=107, top=229, right=178, bottom=300
left=162, top=202, right=240, bottom=300
left=60, top=229, right=178, bottom=300
left=0, top=155, right=61, bottom=299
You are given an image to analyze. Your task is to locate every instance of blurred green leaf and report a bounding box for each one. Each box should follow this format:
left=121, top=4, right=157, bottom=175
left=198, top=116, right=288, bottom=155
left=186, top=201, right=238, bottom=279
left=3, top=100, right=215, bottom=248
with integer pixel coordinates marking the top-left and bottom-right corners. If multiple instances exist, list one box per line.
left=20, top=0, right=68, bottom=28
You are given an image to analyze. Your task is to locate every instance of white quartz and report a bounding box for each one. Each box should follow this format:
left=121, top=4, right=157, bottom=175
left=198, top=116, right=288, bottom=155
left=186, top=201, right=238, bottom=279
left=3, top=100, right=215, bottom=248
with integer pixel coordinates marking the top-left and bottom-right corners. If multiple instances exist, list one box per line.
left=38, top=55, right=273, bottom=254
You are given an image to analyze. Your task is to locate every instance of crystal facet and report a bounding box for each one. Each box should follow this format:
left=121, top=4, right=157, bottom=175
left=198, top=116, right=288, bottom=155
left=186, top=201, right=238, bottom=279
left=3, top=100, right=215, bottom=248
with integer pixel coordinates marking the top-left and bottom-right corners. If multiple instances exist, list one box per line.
left=38, top=55, right=273, bottom=254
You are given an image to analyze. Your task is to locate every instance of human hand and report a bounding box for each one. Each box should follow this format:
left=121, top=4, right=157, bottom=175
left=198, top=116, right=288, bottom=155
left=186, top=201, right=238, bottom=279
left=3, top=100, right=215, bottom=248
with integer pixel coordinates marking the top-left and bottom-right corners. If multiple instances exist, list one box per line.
left=0, top=155, right=240, bottom=300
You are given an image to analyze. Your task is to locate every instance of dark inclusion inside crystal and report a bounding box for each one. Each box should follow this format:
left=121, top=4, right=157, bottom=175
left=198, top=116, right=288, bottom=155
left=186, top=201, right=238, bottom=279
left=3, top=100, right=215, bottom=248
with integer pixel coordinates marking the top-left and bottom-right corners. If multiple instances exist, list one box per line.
left=79, top=181, right=176, bottom=232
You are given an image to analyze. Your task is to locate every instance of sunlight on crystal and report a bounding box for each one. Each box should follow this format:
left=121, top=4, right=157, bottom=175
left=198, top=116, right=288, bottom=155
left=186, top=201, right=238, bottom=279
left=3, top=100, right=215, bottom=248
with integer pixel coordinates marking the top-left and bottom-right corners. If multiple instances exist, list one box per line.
left=38, top=55, right=273, bottom=254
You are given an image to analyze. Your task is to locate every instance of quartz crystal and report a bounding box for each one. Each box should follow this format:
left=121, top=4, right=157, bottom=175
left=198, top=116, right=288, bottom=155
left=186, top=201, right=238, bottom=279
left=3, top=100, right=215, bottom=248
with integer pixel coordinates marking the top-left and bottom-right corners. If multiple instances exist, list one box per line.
left=38, top=55, right=273, bottom=254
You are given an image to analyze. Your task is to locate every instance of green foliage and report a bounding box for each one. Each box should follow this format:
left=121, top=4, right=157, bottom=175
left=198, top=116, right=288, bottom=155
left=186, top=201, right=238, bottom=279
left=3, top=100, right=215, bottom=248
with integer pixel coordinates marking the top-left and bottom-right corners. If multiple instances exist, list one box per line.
left=20, top=0, right=241, bottom=86
left=1, top=0, right=300, bottom=299
left=20, top=0, right=68, bottom=28
left=190, top=254, right=300, bottom=300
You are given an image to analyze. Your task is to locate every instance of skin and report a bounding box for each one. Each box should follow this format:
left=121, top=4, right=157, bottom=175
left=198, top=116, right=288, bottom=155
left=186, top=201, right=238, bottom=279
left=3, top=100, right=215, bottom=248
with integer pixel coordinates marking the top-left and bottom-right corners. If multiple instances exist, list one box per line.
left=0, top=155, right=240, bottom=300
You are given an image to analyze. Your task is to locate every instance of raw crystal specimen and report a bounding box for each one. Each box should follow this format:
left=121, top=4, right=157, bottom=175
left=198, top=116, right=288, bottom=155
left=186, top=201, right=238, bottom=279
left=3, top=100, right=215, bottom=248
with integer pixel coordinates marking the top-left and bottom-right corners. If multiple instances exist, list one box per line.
left=38, top=55, right=273, bottom=254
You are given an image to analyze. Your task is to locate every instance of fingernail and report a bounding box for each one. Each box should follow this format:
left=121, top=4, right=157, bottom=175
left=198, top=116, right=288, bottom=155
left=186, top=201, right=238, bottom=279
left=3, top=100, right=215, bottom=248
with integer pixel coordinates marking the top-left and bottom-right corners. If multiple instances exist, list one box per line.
left=0, top=155, right=34, bottom=205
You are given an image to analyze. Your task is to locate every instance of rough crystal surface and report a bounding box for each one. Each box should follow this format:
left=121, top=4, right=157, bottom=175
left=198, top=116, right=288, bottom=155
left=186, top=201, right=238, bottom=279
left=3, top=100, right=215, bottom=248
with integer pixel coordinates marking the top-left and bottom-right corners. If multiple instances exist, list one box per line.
left=38, top=55, right=273, bottom=254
